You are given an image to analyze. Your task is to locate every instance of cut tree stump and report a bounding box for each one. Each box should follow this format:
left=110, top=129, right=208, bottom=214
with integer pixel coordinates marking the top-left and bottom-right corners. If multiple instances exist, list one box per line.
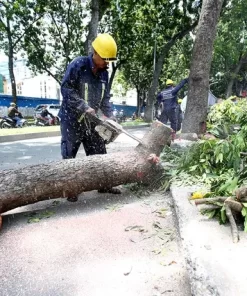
left=0, top=121, right=172, bottom=215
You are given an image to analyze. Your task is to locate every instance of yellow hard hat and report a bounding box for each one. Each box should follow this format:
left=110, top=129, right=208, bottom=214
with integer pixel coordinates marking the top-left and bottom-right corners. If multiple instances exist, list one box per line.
left=166, top=79, right=174, bottom=86
left=178, top=99, right=183, bottom=104
left=92, top=33, right=117, bottom=61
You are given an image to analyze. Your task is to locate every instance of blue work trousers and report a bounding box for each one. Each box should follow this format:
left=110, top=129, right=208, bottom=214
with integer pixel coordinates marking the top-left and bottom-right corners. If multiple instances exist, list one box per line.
left=60, top=118, right=106, bottom=159
left=160, top=107, right=178, bottom=132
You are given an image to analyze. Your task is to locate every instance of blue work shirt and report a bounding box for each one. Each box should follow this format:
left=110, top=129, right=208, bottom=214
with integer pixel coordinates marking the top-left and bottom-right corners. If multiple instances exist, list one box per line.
left=59, top=54, right=112, bottom=121
left=157, top=78, right=188, bottom=109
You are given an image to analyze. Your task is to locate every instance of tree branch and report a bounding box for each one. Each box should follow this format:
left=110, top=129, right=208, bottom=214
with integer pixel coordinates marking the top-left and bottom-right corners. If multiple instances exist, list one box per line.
left=162, top=20, right=198, bottom=54
left=65, top=0, right=72, bottom=65
left=13, top=14, right=44, bottom=48
left=50, top=12, right=67, bottom=55
left=0, top=15, right=7, bottom=30
left=225, top=204, right=239, bottom=243
left=41, top=62, right=61, bottom=85
left=194, top=196, right=228, bottom=205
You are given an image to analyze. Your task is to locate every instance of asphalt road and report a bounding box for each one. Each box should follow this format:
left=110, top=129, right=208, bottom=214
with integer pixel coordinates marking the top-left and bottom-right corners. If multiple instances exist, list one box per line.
left=0, top=129, right=191, bottom=296
left=0, top=128, right=147, bottom=170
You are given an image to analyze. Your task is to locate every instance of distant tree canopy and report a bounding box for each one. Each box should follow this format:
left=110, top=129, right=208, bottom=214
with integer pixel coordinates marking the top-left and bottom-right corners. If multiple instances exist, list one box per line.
left=0, top=0, right=247, bottom=119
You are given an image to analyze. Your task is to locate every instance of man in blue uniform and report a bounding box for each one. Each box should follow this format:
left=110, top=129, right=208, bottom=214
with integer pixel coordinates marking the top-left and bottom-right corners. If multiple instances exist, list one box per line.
left=59, top=33, right=121, bottom=201
left=157, top=78, right=188, bottom=132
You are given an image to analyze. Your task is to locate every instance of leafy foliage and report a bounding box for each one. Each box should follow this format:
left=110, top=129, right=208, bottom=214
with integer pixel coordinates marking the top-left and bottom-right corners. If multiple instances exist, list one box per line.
left=0, top=0, right=47, bottom=101
left=160, top=99, right=247, bottom=229
left=211, top=0, right=247, bottom=97
left=101, top=0, right=200, bottom=118
left=22, top=0, right=87, bottom=83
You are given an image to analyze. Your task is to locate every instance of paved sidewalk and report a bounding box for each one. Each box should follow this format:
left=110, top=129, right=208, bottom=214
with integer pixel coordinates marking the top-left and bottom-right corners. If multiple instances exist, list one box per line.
left=170, top=138, right=247, bottom=296
left=1, top=191, right=191, bottom=296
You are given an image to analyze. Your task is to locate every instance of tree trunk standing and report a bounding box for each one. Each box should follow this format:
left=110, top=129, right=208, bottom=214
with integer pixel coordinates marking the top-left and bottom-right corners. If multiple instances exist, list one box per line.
left=84, top=0, right=99, bottom=55
left=84, top=0, right=111, bottom=55
left=182, top=0, right=224, bottom=134
left=226, top=55, right=246, bottom=98
left=144, top=47, right=166, bottom=122
left=0, top=122, right=172, bottom=215
left=109, top=62, right=120, bottom=93
left=136, top=88, right=141, bottom=117
left=7, top=19, right=17, bottom=104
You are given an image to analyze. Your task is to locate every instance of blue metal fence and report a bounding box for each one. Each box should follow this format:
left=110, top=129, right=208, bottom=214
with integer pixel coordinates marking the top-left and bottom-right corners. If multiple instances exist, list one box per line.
left=0, top=94, right=137, bottom=117
left=0, top=94, right=60, bottom=107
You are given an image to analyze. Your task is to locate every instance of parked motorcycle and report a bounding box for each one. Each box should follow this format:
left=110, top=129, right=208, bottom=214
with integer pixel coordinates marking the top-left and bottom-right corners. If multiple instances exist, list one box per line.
left=35, top=114, right=59, bottom=126
left=0, top=115, right=28, bottom=128
left=116, top=110, right=126, bottom=123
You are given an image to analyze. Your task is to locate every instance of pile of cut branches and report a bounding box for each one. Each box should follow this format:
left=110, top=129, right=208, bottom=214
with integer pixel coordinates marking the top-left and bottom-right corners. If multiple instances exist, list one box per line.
left=192, top=186, right=247, bottom=243
left=160, top=98, right=247, bottom=242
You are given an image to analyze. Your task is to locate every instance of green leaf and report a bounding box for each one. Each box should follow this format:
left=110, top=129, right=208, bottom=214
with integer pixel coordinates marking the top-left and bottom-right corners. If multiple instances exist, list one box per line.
left=28, top=217, right=40, bottom=223
left=218, top=177, right=239, bottom=194
left=220, top=207, right=227, bottom=224
left=241, top=207, right=247, bottom=217
left=39, top=210, right=55, bottom=218
left=189, top=165, right=198, bottom=171
left=125, top=225, right=147, bottom=232
left=244, top=216, right=247, bottom=232
left=203, top=210, right=216, bottom=219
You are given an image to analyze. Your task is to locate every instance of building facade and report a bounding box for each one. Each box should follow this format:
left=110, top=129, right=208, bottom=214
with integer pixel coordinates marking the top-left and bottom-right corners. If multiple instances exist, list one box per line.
left=14, top=75, right=60, bottom=99
left=0, top=74, right=7, bottom=94
left=1, top=58, right=60, bottom=99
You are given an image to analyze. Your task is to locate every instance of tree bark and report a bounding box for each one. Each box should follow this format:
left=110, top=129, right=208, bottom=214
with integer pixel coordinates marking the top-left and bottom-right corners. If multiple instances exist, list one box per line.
left=136, top=88, right=141, bottom=117
left=84, top=0, right=100, bottom=55
left=182, top=0, right=224, bottom=134
left=84, top=0, right=111, bottom=55
left=225, top=204, right=239, bottom=243
left=109, top=61, right=121, bottom=93
left=0, top=122, right=172, bottom=215
left=7, top=19, right=17, bottom=104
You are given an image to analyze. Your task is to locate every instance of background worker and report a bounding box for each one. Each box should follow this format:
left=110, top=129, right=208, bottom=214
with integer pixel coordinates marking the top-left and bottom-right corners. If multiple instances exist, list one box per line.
left=157, top=78, right=188, bottom=132
left=59, top=33, right=121, bottom=202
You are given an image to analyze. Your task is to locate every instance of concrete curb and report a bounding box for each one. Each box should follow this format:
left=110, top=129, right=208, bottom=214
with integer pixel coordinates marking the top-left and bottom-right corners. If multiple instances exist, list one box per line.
left=0, top=124, right=150, bottom=143
left=170, top=185, right=247, bottom=296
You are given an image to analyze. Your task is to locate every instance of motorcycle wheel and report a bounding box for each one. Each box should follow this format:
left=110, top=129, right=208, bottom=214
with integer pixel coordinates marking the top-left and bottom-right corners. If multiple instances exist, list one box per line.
left=1, top=122, right=11, bottom=128
left=54, top=117, right=60, bottom=125
left=22, top=121, right=29, bottom=127
left=35, top=120, right=42, bottom=126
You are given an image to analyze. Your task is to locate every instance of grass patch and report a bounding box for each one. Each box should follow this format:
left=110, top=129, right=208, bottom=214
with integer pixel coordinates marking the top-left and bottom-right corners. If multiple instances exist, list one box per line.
left=0, top=125, right=60, bottom=136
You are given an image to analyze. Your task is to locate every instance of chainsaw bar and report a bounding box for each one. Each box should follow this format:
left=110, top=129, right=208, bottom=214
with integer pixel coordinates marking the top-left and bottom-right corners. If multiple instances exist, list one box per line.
left=85, top=113, right=144, bottom=145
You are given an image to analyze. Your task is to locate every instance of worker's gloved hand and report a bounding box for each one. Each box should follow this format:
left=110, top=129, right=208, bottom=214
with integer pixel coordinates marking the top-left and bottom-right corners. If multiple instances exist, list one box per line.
left=85, top=107, right=96, bottom=116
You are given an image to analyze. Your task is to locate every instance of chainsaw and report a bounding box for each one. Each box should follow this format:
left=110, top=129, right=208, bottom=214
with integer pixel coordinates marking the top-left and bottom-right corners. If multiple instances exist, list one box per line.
left=84, top=113, right=144, bottom=145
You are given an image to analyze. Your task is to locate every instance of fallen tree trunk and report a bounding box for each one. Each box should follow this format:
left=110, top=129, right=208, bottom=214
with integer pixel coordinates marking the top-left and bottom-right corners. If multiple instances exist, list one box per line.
left=0, top=121, right=172, bottom=214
